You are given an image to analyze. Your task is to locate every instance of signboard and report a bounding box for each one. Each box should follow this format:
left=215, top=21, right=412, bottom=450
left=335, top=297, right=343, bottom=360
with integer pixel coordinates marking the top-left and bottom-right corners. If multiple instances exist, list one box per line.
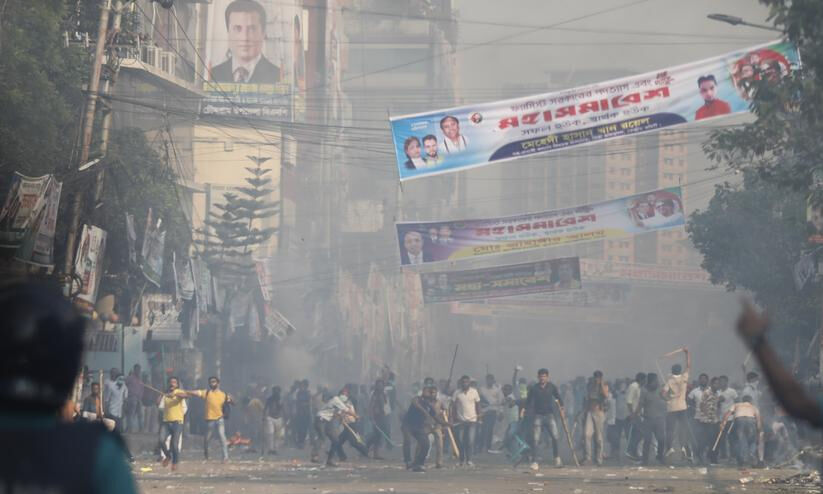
left=203, top=0, right=302, bottom=121
left=72, top=225, right=107, bottom=305
left=397, top=187, right=684, bottom=265
left=580, top=258, right=713, bottom=286
left=0, top=173, right=52, bottom=248
left=390, top=41, right=799, bottom=180
left=14, top=177, right=62, bottom=267
left=142, top=294, right=182, bottom=339
left=420, top=257, right=581, bottom=304
left=263, top=304, right=295, bottom=340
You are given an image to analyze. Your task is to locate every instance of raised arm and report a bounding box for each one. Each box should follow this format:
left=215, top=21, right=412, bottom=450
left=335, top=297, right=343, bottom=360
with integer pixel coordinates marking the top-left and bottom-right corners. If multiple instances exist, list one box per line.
left=737, top=300, right=823, bottom=427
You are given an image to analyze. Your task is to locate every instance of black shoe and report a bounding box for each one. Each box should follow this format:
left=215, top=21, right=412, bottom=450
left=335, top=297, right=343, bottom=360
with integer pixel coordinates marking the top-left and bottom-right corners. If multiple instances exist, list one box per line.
left=626, top=452, right=640, bottom=462
left=412, top=465, right=425, bottom=472
left=326, top=461, right=337, bottom=467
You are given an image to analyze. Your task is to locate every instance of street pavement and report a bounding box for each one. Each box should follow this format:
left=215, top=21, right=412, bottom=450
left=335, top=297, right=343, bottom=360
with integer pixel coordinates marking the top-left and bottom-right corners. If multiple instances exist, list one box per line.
left=132, top=447, right=815, bottom=494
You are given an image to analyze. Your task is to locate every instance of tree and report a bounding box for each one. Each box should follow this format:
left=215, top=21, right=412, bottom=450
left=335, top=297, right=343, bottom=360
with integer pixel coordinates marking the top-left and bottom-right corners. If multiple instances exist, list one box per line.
left=0, top=0, right=87, bottom=178
left=89, top=127, right=191, bottom=318
left=687, top=173, right=817, bottom=352
left=690, top=1, right=823, bottom=359
left=198, top=155, right=279, bottom=377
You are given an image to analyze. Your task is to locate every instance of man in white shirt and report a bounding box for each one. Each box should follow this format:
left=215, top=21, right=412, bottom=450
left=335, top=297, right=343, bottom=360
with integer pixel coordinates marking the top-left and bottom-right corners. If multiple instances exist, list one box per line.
left=741, top=372, right=762, bottom=409
left=662, top=347, right=692, bottom=460
left=313, top=387, right=357, bottom=467
left=440, top=116, right=469, bottom=154
left=716, top=375, right=738, bottom=460
left=451, top=375, right=481, bottom=466
left=625, top=372, right=646, bottom=460
left=478, top=374, right=504, bottom=453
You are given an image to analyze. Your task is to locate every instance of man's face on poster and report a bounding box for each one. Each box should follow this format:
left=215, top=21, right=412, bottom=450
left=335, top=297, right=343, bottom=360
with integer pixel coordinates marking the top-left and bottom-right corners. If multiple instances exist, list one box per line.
left=699, top=79, right=718, bottom=103
left=404, top=231, right=423, bottom=256
left=657, top=200, right=675, bottom=217
left=740, top=64, right=754, bottom=79
left=441, top=118, right=460, bottom=140
left=228, top=11, right=264, bottom=64
left=424, top=138, right=438, bottom=158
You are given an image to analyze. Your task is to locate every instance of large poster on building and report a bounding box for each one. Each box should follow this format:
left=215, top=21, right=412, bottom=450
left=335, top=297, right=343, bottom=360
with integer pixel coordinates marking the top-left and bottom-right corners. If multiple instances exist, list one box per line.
left=72, top=225, right=107, bottom=305
left=203, top=0, right=299, bottom=120
left=420, top=257, right=581, bottom=304
left=397, top=187, right=684, bottom=266
left=390, top=41, right=799, bottom=181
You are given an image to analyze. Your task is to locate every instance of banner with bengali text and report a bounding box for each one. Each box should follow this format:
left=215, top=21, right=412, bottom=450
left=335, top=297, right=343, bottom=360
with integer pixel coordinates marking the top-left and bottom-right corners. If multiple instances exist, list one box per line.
left=397, top=187, right=684, bottom=266
left=390, top=40, right=799, bottom=180
left=420, top=257, right=581, bottom=304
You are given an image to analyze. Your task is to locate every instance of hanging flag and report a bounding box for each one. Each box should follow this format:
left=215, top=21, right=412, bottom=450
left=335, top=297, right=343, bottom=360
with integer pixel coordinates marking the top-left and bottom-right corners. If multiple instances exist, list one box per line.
left=389, top=41, right=800, bottom=180
left=72, top=225, right=107, bottom=305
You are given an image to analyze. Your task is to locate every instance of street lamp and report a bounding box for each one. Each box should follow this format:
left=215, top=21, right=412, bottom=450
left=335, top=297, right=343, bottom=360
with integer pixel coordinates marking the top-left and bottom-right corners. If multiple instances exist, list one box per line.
left=707, top=13, right=783, bottom=32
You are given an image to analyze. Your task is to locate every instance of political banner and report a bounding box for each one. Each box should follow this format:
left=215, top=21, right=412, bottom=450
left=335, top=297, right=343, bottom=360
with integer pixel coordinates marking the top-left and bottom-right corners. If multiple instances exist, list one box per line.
left=203, top=0, right=301, bottom=121
left=0, top=173, right=52, bottom=248
left=420, top=257, right=581, bottom=304
left=72, top=225, right=107, bottom=305
left=14, top=177, right=62, bottom=267
left=141, top=210, right=165, bottom=288
left=390, top=40, right=799, bottom=180
left=398, top=187, right=684, bottom=265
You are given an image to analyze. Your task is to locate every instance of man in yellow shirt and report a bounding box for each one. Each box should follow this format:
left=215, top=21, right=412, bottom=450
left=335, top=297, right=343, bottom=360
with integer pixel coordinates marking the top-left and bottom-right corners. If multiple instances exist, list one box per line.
left=158, top=377, right=186, bottom=470
left=186, top=376, right=232, bottom=462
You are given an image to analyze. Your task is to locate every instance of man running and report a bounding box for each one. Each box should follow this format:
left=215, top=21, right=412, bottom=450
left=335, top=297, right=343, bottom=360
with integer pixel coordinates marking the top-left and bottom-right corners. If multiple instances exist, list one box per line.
left=522, top=368, right=564, bottom=470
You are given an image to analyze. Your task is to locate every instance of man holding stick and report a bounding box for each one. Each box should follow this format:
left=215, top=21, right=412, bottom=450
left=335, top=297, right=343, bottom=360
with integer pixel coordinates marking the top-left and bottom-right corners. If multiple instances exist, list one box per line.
left=662, top=347, right=693, bottom=461
left=403, top=385, right=449, bottom=472
left=521, top=368, right=564, bottom=470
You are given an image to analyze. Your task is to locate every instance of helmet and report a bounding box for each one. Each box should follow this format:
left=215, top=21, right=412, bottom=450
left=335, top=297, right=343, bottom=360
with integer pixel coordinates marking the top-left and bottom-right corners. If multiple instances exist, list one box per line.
left=0, top=282, right=86, bottom=410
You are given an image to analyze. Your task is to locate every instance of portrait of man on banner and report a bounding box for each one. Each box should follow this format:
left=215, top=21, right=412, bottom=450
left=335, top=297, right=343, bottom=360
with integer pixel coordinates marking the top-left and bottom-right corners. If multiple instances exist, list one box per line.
left=210, top=0, right=281, bottom=83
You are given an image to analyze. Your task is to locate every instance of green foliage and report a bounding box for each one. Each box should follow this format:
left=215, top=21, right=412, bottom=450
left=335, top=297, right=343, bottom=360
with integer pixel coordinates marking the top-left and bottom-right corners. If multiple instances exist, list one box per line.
left=199, top=157, right=279, bottom=284
left=690, top=1, right=823, bottom=353
left=0, top=0, right=88, bottom=177
left=96, top=128, right=190, bottom=294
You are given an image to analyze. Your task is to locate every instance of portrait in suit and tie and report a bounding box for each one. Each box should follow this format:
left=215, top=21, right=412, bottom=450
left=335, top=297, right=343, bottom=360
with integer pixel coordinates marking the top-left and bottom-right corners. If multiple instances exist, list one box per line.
left=210, top=0, right=281, bottom=84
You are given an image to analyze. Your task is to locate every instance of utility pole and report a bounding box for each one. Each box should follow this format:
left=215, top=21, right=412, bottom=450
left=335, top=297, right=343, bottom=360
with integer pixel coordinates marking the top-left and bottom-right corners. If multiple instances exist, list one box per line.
left=64, top=0, right=112, bottom=279
left=64, top=0, right=126, bottom=281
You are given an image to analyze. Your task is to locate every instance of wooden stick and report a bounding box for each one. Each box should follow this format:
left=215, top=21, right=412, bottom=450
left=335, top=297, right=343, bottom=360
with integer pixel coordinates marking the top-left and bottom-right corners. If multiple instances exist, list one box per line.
left=661, top=347, right=684, bottom=358
left=342, top=421, right=366, bottom=446
left=443, top=411, right=460, bottom=459
left=556, top=400, right=580, bottom=467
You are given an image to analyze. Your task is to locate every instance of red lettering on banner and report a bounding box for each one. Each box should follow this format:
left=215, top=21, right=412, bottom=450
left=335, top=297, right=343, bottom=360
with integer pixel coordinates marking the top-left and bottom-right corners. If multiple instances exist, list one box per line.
left=556, top=216, right=577, bottom=227
left=475, top=228, right=491, bottom=236
left=577, top=214, right=596, bottom=223
left=578, top=101, right=600, bottom=114
left=555, top=105, right=577, bottom=118
left=515, top=223, right=532, bottom=232
left=492, top=226, right=506, bottom=235
left=644, top=87, right=670, bottom=100
left=532, top=220, right=551, bottom=230
left=521, top=112, right=540, bottom=125
left=498, top=116, right=519, bottom=129
left=497, top=86, right=670, bottom=130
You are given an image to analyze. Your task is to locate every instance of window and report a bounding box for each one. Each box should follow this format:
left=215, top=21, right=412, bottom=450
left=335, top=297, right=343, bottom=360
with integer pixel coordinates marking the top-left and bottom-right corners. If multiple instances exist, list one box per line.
left=662, top=245, right=673, bottom=252
left=664, top=158, right=674, bottom=165
left=621, top=183, right=631, bottom=191
left=619, top=256, right=630, bottom=262
left=620, top=168, right=632, bottom=176
left=679, top=159, right=686, bottom=166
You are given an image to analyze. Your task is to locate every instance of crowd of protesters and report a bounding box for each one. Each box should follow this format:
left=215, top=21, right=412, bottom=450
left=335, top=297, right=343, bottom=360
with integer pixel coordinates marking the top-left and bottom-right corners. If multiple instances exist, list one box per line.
left=71, top=344, right=817, bottom=473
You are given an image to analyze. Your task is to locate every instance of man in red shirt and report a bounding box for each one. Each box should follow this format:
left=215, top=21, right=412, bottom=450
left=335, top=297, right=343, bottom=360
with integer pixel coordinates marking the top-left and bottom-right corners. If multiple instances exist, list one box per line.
left=694, top=75, right=731, bottom=120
